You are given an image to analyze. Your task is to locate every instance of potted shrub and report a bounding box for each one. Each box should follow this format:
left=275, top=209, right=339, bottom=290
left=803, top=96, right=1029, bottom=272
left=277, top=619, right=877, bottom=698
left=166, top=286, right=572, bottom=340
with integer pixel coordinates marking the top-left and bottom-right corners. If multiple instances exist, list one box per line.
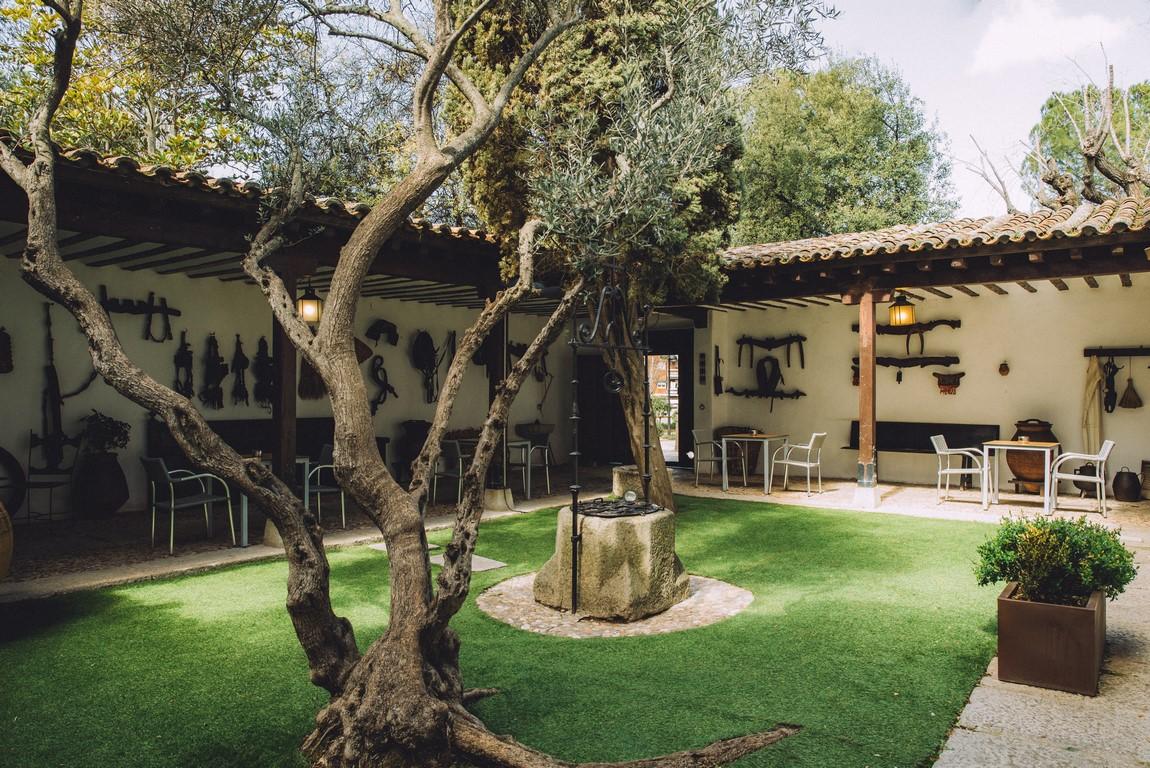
left=975, top=517, right=1137, bottom=695
left=72, top=410, right=132, bottom=519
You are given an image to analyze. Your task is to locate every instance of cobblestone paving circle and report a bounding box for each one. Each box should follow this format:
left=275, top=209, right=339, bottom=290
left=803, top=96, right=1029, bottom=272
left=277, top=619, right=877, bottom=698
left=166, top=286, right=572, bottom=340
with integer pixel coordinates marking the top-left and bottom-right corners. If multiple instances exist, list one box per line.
left=477, top=573, right=754, bottom=638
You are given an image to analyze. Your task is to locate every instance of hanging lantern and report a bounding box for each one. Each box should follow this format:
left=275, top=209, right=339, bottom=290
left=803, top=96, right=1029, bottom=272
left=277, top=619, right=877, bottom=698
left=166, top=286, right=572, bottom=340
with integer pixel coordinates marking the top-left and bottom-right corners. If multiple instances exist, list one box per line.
left=297, top=283, right=323, bottom=325
left=888, top=291, right=916, bottom=327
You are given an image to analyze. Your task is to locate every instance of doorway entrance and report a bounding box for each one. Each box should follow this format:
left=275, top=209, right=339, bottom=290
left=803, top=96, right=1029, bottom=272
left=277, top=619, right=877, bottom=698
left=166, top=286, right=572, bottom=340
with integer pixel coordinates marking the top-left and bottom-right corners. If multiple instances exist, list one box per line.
left=648, top=354, right=680, bottom=463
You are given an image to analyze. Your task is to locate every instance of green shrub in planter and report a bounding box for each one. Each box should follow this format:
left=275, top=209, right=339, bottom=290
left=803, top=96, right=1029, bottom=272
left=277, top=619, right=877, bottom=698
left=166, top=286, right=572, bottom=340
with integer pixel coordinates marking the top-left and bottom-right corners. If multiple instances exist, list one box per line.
left=975, top=517, right=1137, bottom=606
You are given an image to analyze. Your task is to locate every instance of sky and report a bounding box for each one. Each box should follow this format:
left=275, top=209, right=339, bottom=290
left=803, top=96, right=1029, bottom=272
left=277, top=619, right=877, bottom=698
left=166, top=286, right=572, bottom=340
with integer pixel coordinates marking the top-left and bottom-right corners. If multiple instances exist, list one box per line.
left=817, top=0, right=1150, bottom=217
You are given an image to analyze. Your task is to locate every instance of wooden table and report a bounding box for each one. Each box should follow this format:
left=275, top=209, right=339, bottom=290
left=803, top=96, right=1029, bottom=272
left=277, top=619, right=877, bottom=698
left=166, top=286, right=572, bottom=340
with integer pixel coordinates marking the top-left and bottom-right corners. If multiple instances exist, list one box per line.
left=720, top=433, right=789, bottom=494
left=981, top=440, right=1060, bottom=515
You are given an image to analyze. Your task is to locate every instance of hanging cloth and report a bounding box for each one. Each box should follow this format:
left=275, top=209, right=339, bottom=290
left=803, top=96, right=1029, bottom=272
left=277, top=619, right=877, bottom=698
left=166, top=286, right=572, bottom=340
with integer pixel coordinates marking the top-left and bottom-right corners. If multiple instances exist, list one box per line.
left=230, top=335, right=250, bottom=406
left=1082, top=356, right=1103, bottom=454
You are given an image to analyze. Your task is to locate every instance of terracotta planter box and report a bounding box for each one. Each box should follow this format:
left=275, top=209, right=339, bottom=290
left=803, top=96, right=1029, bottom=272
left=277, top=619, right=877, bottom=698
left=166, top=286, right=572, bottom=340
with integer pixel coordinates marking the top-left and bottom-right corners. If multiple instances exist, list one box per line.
left=997, top=582, right=1105, bottom=696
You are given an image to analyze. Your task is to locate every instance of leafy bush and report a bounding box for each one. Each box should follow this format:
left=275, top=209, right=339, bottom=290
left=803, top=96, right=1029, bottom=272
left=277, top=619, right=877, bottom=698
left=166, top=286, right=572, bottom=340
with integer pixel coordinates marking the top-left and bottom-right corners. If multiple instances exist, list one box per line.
left=975, top=517, right=1137, bottom=606
left=80, top=410, right=131, bottom=454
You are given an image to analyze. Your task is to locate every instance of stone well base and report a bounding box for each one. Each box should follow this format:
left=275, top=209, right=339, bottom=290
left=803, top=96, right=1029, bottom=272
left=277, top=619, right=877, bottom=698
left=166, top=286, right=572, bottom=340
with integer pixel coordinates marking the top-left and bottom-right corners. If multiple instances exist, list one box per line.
left=533, top=506, right=689, bottom=621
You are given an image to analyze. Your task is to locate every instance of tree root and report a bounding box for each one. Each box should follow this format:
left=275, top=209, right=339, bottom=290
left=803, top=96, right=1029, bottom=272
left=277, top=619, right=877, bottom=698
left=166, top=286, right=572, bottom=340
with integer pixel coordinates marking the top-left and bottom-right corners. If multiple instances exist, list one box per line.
left=463, top=688, right=501, bottom=705
left=450, top=710, right=800, bottom=768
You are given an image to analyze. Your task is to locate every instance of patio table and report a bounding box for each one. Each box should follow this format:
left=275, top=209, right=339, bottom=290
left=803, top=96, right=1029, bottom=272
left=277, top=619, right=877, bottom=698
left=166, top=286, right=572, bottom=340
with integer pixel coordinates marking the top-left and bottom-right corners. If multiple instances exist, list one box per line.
left=720, top=432, right=789, bottom=495
left=457, top=438, right=541, bottom=498
left=981, top=440, right=1060, bottom=515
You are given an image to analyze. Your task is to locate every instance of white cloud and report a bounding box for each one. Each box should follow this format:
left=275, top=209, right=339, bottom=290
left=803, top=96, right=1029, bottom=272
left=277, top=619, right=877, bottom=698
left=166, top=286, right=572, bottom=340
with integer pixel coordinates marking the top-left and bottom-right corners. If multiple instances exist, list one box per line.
left=970, top=0, right=1129, bottom=75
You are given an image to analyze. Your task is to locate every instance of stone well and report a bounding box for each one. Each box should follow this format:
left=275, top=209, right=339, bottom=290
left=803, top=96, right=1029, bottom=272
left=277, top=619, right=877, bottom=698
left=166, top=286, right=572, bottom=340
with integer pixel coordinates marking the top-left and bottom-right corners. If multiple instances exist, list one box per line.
left=533, top=505, right=689, bottom=621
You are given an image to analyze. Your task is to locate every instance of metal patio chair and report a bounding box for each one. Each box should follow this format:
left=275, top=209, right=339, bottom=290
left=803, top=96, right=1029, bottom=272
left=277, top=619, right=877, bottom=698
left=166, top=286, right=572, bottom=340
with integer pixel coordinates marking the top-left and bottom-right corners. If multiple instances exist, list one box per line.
left=930, top=434, right=983, bottom=503
left=307, top=444, right=346, bottom=528
left=432, top=439, right=468, bottom=504
left=691, top=429, right=746, bottom=487
left=140, top=457, right=234, bottom=554
left=770, top=432, right=827, bottom=496
left=1049, top=440, right=1115, bottom=517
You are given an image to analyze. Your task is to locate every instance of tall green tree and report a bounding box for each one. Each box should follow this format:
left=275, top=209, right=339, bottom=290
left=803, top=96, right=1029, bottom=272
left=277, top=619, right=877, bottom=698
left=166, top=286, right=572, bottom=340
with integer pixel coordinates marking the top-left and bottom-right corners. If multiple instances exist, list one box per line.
left=734, top=56, right=955, bottom=245
left=1021, top=80, right=1150, bottom=207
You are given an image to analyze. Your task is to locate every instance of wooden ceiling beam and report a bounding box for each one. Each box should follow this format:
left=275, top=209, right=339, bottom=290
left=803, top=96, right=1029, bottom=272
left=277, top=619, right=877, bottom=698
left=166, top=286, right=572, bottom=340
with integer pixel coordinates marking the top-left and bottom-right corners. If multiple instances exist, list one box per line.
left=1017, top=281, right=1038, bottom=293
left=1050, top=278, right=1070, bottom=291
left=923, top=287, right=952, bottom=298
left=953, top=285, right=979, bottom=297
left=983, top=283, right=1008, bottom=295
left=1120, top=273, right=1133, bottom=287
left=1083, top=276, right=1099, bottom=288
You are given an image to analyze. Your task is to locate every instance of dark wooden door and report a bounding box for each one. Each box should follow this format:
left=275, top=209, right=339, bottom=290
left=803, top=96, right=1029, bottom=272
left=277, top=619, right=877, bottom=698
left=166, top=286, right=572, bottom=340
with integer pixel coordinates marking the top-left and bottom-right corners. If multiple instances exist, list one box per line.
left=576, top=354, right=630, bottom=465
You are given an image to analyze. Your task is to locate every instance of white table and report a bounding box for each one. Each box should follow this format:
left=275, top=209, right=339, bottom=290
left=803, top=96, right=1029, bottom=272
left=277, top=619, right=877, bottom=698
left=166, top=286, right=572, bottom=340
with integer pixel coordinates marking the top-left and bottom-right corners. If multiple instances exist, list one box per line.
left=720, top=433, right=789, bottom=494
left=981, top=440, right=1060, bottom=515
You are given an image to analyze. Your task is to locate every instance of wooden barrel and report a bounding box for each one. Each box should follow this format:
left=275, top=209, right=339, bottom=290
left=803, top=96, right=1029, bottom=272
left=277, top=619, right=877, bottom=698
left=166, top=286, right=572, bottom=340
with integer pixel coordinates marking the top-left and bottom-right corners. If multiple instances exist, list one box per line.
left=0, top=500, right=11, bottom=580
left=1008, top=419, right=1057, bottom=494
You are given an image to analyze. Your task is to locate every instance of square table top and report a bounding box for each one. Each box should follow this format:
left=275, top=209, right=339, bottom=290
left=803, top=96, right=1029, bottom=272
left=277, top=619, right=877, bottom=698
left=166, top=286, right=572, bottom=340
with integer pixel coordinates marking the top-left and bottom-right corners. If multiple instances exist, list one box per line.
left=721, top=432, right=789, bottom=441
left=982, top=440, right=1060, bottom=449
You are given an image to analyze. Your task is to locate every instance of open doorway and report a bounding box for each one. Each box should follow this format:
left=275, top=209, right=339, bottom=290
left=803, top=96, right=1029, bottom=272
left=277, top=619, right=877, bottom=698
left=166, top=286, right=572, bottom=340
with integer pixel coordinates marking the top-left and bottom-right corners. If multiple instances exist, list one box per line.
left=648, top=355, right=680, bottom=463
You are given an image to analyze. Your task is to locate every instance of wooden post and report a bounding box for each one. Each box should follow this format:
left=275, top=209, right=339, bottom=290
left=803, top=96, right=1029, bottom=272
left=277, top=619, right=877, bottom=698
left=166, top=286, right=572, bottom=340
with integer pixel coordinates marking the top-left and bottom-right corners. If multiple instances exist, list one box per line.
left=265, top=272, right=298, bottom=546
left=855, top=290, right=879, bottom=507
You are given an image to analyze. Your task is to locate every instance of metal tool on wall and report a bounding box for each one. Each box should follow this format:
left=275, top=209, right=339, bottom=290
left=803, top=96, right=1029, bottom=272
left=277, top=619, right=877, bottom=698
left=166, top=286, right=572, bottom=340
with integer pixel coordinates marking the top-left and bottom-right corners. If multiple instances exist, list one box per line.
left=713, top=344, right=723, bottom=396
left=230, top=335, right=250, bottom=406
left=173, top=330, right=194, bottom=397
left=199, top=333, right=229, bottom=409
left=252, top=337, right=275, bottom=409
left=0, top=326, right=12, bottom=374
left=369, top=356, right=399, bottom=415
left=98, top=284, right=182, bottom=343
left=851, top=318, right=960, bottom=355
left=1103, top=356, right=1121, bottom=413
left=735, top=333, right=806, bottom=369
left=725, top=354, right=806, bottom=410
left=36, top=304, right=93, bottom=470
left=411, top=330, right=455, bottom=403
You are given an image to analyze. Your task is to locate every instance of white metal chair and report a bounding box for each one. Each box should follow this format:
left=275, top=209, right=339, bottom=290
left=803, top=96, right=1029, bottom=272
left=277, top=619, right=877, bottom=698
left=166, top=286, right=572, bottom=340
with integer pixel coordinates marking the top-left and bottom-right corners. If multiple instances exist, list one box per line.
left=930, top=434, right=983, bottom=503
left=1049, top=439, right=1115, bottom=517
left=770, top=432, right=827, bottom=495
left=307, top=444, right=346, bottom=528
left=691, top=429, right=746, bottom=487
left=432, top=439, right=468, bottom=504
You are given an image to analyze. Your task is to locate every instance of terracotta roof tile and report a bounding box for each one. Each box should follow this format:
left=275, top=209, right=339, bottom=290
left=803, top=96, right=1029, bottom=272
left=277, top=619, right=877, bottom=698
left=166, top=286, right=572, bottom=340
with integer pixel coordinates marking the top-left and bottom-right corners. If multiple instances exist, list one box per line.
left=722, top=199, right=1150, bottom=269
left=52, top=147, right=495, bottom=244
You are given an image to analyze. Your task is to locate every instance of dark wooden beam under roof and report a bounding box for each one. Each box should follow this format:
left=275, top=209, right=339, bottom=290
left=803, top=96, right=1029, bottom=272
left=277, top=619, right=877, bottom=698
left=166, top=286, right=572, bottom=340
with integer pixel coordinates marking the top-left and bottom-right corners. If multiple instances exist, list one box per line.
left=720, top=240, right=1150, bottom=304
left=1083, top=276, right=1099, bottom=288
left=1017, top=281, right=1038, bottom=293
left=1050, top=278, right=1069, bottom=291
left=1120, top=273, right=1133, bottom=287
left=983, top=283, right=1008, bottom=295
left=922, top=287, right=952, bottom=299
left=0, top=160, right=501, bottom=288
left=952, top=285, right=979, bottom=297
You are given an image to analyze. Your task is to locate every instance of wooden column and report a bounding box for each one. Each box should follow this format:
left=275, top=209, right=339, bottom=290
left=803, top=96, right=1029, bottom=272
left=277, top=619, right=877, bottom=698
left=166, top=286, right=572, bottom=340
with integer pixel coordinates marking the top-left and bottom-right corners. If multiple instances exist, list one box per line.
left=272, top=273, right=299, bottom=485
left=855, top=291, right=879, bottom=506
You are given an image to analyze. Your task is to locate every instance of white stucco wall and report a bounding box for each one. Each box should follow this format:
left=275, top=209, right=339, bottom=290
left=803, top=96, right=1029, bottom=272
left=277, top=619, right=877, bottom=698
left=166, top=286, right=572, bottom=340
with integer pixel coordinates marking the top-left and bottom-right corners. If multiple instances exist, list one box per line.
left=0, top=257, right=568, bottom=513
left=700, top=280, right=1150, bottom=487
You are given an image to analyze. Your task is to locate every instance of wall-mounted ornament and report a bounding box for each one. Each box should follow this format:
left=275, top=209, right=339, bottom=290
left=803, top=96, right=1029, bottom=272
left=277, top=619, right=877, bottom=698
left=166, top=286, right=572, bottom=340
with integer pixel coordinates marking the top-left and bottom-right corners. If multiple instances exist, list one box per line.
left=173, top=331, right=194, bottom=397
left=1103, top=356, right=1122, bottom=413
left=698, top=352, right=706, bottom=386
left=369, top=355, right=399, bottom=415
left=999, top=361, right=1010, bottom=376
left=0, top=327, right=11, bottom=374
left=412, top=330, right=456, bottom=403
left=230, top=335, right=249, bottom=406
left=713, top=345, right=723, bottom=395
left=199, top=333, right=228, bottom=409
left=366, top=318, right=399, bottom=346
left=736, top=333, right=806, bottom=369
left=851, top=319, right=960, bottom=355
left=933, top=371, right=965, bottom=395
left=726, top=355, right=806, bottom=411
left=98, top=285, right=182, bottom=343
left=252, top=337, right=274, bottom=409
left=1119, top=358, right=1142, bottom=409
left=851, top=355, right=960, bottom=385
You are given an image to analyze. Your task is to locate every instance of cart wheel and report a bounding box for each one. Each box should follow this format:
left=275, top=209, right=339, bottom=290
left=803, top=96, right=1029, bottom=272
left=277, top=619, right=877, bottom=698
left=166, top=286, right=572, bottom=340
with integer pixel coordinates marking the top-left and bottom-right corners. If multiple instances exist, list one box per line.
left=0, top=447, right=27, bottom=514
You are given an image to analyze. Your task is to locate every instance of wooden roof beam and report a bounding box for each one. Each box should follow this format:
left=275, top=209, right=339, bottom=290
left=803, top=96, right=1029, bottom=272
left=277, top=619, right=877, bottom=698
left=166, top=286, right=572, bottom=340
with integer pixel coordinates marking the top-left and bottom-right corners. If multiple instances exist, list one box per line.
left=1050, top=278, right=1070, bottom=291
left=983, top=283, right=1008, bottom=295
left=1018, top=281, right=1038, bottom=293
left=1120, top=273, right=1133, bottom=287
left=1083, top=276, right=1099, bottom=288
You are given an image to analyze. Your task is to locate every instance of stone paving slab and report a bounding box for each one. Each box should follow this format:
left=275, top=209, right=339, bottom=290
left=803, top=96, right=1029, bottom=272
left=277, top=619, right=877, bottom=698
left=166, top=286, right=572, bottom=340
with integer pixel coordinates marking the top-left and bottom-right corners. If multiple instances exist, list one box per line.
left=934, top=727, right=1146, bottom=768
left=476, top=573, right=752, bottom=638
left=429, top=553, right=505, bottom=572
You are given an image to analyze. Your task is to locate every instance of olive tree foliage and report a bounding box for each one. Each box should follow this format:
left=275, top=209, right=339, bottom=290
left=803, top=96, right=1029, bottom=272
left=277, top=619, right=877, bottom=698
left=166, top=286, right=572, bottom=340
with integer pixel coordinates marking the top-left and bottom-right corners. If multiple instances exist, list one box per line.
left=1, top=1, right=810, bottom=766
left=448, top=0, right=834, bottom=507
left=734, top=56, right=956, bottom=245
left=0, top=0, right=256, bottom=167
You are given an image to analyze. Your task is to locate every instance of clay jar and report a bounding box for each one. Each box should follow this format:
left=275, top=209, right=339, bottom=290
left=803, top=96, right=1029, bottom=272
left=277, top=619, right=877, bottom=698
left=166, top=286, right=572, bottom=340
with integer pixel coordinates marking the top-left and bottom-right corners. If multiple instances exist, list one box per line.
left=1113, top=468, right=1142, bottom=503
left=1009, top=419, right=1058, bottom=494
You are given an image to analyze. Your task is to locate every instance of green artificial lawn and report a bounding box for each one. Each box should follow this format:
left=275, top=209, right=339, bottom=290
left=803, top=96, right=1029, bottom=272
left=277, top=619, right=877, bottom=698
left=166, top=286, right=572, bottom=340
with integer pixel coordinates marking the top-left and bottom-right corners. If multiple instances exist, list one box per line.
left=0, top=496, right=998, bottom=768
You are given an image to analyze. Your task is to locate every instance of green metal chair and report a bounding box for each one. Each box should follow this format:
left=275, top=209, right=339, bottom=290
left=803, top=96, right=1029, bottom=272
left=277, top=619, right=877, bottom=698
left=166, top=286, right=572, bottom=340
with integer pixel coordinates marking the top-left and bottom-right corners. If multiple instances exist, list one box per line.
left=140, top=457, right=234, bottom=554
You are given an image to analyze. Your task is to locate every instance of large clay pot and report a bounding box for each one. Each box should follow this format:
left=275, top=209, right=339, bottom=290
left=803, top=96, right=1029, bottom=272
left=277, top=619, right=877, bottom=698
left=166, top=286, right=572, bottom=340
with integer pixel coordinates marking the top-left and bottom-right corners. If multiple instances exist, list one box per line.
left=71, top=451, right=129, bottom=518
left=0, top=500, right=11, bottom=580
left=1009, top=419, right=1058, bottom=494
left=1113, top=467, right=1142, bottom=503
